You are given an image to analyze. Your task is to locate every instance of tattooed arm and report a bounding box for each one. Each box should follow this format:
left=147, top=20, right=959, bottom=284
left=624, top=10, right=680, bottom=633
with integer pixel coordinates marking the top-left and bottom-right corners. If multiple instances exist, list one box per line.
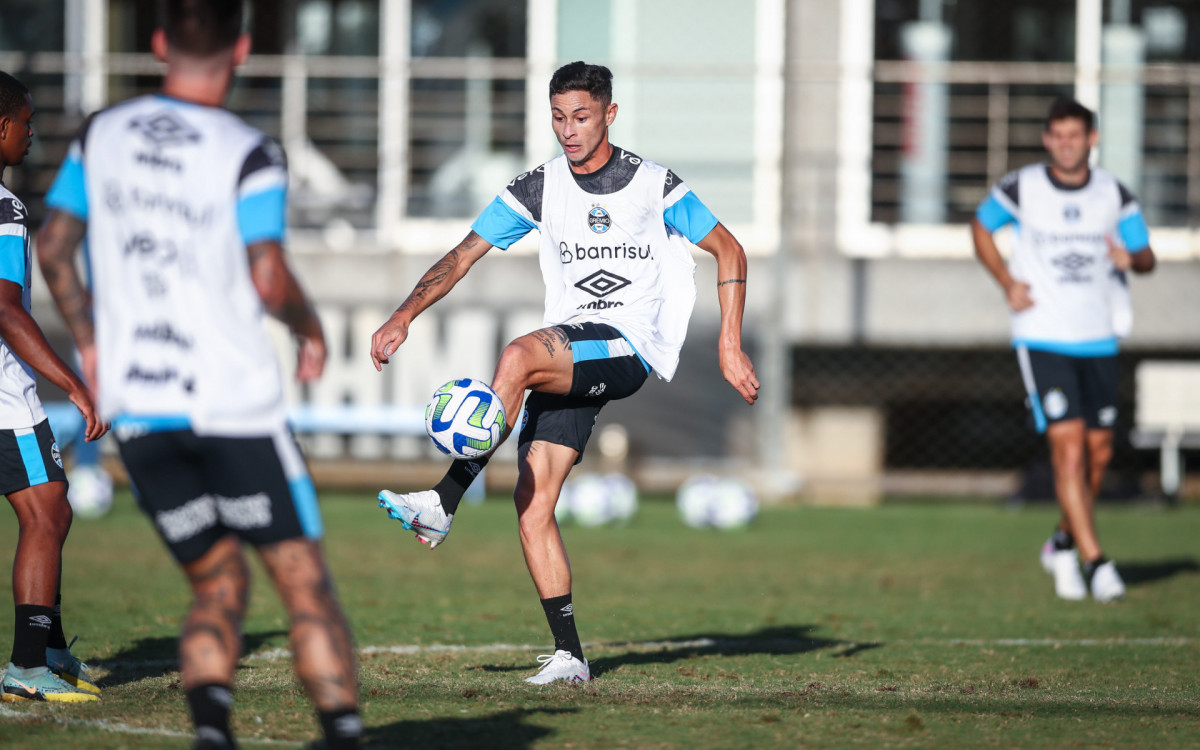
left=247, top=239, right=326, bottom=383
left=695, top=221, right=759, bottom=405
left=370, top=231, right=493, bottom=370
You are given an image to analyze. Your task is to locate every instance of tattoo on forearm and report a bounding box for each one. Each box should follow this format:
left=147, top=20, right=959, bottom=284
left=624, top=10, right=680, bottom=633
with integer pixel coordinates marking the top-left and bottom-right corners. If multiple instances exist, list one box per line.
left=399, top=249, right=459, bottom=315
left=717, top=279, right=746, bottom=287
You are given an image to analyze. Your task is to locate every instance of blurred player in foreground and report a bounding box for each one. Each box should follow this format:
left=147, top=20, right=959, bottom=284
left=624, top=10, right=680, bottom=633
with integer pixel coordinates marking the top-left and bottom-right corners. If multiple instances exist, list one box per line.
left=37, top=2, right=361, bottom=746
left=0, top=71, right=106, bottom=704
left=972, top=97, right=1155, bottom=602
left=372, top=61, right=759, bottom=684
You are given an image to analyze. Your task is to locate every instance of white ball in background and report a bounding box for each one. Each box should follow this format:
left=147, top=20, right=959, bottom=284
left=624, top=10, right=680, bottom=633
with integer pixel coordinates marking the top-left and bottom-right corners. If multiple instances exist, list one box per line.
left=67, top=465, right=114, bottom=520
left=708, top=477, right=759, bottom=530
left=604, top=472, right=638, bottom=523
left=676, top=474, right=718, bottom=529
left=567, top=473, right=612, bottom=527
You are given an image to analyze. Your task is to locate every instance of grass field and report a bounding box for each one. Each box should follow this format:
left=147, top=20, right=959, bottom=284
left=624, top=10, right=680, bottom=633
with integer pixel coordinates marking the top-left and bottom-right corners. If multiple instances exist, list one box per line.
left=0, top=490, right=1197, bottom=748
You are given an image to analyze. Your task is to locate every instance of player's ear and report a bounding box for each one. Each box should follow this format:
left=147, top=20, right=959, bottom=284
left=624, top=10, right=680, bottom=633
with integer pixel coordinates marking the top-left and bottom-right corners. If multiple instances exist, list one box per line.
left=151, top=28, right=168, bottom=63
left=605, top=102, right=618, bottom=127
left=232, top=33, right=252, bottom=66
left=1088, top=129, right=1099, bottom=149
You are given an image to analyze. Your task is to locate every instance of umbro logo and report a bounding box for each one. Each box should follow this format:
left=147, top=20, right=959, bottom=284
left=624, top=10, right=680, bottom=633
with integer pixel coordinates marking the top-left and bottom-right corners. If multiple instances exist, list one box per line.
left=129, top=111, right=202, bottom=148
left=1052, top=252, right=1093, bottom=272
left=560, top=603, right=573, bottom=615
left=575, top=270, right=631, bottom=299
left=28, top=615, right=52, bottom=629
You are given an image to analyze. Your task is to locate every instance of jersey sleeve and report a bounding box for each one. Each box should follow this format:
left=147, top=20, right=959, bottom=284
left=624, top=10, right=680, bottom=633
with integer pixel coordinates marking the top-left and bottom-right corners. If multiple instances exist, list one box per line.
left=45, top=140, right=89, bottom=221
left=1115, top=181, right=1150, bottom=252
left=0, top=197, right=28, bottom=287
left=236, top=138, right=288, bottom=245
left=471, top=195, right=536, bottom=250
left=663, top=174, right=718, bottom=245
left=975, top=170, right=1020, bottom=232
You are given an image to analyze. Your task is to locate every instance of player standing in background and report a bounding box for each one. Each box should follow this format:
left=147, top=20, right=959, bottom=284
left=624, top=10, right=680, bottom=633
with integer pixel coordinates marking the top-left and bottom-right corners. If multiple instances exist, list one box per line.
left=0, top=71, right=105, bottom=704
left=36, top=2, right=362, bottom=747
left=372, top=61, right=759, bottom=684
left=972, top=97, right=1155, bottom=603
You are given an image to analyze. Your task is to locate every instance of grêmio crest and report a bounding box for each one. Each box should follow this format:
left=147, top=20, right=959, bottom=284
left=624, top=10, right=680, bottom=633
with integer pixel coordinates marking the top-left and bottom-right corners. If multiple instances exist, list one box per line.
left=587, top=205, right=611, bottom=234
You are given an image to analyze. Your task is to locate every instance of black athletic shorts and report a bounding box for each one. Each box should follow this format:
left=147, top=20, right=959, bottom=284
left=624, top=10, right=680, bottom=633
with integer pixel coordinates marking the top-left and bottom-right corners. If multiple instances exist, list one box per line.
left=517, top=321, right=650, bottom=462
left=116, top=422, right=322, bottom=564
left=0, top=419, right=67, bottom=496
left=1016, top=346, right=1119, bottom=433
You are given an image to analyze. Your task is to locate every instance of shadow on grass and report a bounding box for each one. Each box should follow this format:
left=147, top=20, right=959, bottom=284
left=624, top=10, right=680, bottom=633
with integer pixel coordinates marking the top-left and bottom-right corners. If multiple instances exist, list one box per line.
left=362, top=707, right=572, bottom=749
left=1117, top=558, right=1200, bottom=587
left=477, top=625, right=876, bottom=677
left=96, top=629, right=288, bottom=688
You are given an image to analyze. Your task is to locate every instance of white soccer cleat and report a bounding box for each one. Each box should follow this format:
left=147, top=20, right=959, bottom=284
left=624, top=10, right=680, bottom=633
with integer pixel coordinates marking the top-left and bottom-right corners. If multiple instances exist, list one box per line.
left=1039, top=537, right=1056, bottom=575
left=1049, top=549, right=1087, bottom=600
left=523, top=650, right=591, bottom=685
left=378, top=489, right=453, bottom=549
left=1089, top=561, right=1126, bottom=602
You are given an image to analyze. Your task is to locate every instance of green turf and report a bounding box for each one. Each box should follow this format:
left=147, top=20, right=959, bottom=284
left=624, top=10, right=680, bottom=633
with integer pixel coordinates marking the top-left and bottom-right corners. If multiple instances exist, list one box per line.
left=0, top=491, right=1197, bottom=748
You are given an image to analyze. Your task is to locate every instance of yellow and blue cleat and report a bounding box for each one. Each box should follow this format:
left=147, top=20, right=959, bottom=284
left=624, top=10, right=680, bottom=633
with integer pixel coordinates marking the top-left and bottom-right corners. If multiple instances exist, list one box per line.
left=2, top=663, right=99, bottom=703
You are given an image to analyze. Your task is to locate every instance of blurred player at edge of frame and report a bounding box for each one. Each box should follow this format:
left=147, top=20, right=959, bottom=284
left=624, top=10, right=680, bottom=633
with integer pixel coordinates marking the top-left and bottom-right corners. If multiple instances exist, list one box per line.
left=36, top=1, right=362, bottom=747
left=972, top=97, right=1156, bottom=603
left=0, top=71, right=106, bottom=704
left=372, top=61, right=759, bottom=685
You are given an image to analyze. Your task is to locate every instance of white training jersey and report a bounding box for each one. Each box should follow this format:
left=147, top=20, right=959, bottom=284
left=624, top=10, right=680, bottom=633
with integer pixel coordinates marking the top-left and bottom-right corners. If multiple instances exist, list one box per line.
left=0, top=185, right=46, bottom=429
left=976, top=163, right=1150, bottom=356
left=45, top=95, right=290, bottom=436
left=472, top=147, right=720, bottom=381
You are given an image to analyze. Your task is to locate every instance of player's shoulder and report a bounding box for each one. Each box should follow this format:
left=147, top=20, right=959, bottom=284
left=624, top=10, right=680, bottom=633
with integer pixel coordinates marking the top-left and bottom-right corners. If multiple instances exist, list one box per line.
left=1088, top=166, right=1137, bottom=205
left=0, top=186, right=27, bottom=227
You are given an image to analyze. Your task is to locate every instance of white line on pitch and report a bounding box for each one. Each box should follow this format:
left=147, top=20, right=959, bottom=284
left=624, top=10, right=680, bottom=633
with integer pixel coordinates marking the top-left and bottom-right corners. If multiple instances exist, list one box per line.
left=0, top=705, right=299, bottom=746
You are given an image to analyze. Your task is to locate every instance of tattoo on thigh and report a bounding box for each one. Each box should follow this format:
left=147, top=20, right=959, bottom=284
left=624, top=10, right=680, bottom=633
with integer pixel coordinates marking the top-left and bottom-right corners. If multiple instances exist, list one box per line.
left=532, top=329, right=561, bottom=359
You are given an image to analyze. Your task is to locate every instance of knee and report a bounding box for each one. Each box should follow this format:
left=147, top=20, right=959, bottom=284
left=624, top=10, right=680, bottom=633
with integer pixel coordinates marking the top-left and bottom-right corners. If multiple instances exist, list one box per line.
left=495, top=340, right=536, bottom=387
left=23, top=499, right=72, bottom=543
left=515, top=491, right=557, bottom=538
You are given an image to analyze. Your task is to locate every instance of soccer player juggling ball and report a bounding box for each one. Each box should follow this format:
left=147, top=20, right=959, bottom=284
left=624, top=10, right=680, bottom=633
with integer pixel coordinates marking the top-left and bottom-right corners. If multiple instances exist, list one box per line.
left=372, top=61, right=759, bottom=685
left=972, top=97, right=1155, bottom=603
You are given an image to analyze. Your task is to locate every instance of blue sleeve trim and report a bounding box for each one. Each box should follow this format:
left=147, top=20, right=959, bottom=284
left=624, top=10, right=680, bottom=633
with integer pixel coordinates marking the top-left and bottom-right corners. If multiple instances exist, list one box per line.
left=664, top=191, right=719, bottom=245
left=1117, top=213, right=1150, bottom=252
left=0, top=235, right=25, bottom=287
left=1014, top=338, right=1119, bottom=357
left=44, top=155, right=89, bottom=221
left=976, top=195, right=1015, bottom=232
left=471, top=197, right=535, bottom=250
left=237, top=187, right=287, bottom=245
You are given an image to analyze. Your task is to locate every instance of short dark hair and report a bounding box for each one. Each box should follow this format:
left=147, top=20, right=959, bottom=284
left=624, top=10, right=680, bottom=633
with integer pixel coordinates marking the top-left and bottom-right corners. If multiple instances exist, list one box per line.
left=157, top=0, right=244, bottom=57
left=1045, top=97, right=1095, bottom=132
left=0, top=72, right=29, bottom=120
left=549, top=61, right=613, bottom=105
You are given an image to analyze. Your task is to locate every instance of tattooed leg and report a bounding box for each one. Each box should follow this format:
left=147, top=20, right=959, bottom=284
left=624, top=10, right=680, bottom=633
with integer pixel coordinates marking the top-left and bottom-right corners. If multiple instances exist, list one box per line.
left=491, top=326, right=575, bottom=434
left=180, top=535, right=250, bottom=689
left=258, top=539, right=358, bottom=711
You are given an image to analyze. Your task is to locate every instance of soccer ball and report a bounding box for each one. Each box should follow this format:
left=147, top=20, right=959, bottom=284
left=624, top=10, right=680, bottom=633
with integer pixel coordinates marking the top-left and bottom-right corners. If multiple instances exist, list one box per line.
left=425, top=378, right=506, bottom=460
left=67, top=464, right=114, bottom=520
left=676, top=475, right=758, bottom=530
left=556, top=472, right=639, bottom=527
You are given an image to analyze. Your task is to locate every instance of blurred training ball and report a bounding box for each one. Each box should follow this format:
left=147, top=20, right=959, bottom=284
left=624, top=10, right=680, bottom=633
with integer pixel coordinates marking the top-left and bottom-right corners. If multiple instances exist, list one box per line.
left=676, top=475, right=758, bottom=530
left=425, top=378, right=506, bottom=460
left=557, top=472, right=639, bottom=527
left=67, top=464, right=114, bottom=520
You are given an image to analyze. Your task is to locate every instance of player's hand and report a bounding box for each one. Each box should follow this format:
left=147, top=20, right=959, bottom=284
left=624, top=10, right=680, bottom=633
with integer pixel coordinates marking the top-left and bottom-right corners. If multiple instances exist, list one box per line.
left=68, top=385, right=108, bottom=442
left=371, top=313, right=410, bottom=371
left=720, top=346, right=760, bottom=405
left=1005, top=280, right=1034, bottom=312
left=1107, top=236, right=1133, bottom=271
left=296, top=334, right=326, bottom=383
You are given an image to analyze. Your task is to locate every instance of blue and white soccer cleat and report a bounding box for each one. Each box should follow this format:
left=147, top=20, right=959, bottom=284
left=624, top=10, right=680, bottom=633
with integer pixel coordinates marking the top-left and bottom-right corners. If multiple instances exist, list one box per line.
left=523, top=650, right=591, bottom=685
left=47, top=637, right=100, bottom=695
left=378, top=489, right=453, bottom=550
left=2, top=663, right=99, bottom=703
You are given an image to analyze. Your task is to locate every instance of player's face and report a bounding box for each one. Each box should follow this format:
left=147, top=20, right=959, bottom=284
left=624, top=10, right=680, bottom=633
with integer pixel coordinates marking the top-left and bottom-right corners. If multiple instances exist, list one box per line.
left=0, top=94, right=34, bottom=167
left=550, top=90, right=617, bottom=173
left=1042, top=117, right=1095, bottom=175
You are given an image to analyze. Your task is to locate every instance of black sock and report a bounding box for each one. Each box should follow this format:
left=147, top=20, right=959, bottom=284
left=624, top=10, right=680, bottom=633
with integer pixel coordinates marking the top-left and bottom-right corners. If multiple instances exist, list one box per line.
left=432, top=456, right=490, bottom=516
left=187, top=683, right=234, bottom=749
left=47, top=593, right=68, bottom=650
left=1082, top=555, right=1109, bottom=585
left=1051, top=529, right=1075, bottom=551
left=318, top=708, right=363, bottom=750
left=11, top=604, right=53, bottom=668
left=540, top=593, right=583, bottom=662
